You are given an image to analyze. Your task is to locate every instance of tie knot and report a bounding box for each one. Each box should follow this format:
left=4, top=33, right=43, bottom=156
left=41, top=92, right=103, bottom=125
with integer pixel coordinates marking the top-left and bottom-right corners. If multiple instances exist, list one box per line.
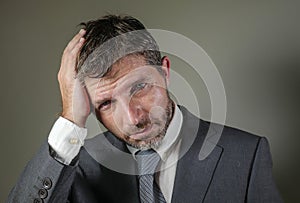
left=136, top=149, right=161, bottom=175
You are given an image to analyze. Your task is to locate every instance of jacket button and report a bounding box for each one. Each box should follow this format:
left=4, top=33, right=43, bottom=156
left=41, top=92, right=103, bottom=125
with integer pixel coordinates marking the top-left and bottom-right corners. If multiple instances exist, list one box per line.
left=38, top=188, right=48, bottom=199
left=33, top=198, right=44, bottom=203
left=42, top=177, right=52, bottom=189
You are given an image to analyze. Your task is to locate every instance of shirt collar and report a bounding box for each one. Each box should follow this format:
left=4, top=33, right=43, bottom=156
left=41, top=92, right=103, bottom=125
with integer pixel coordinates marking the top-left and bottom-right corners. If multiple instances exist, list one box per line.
left=127, top=104, right=183, bottom=162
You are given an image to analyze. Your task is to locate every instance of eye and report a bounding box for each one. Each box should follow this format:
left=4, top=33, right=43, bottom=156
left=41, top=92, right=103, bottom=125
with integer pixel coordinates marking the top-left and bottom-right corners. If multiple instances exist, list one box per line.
left=131, top=83, right=147, bottom=94
left=98, top=100, right=112, bottom=111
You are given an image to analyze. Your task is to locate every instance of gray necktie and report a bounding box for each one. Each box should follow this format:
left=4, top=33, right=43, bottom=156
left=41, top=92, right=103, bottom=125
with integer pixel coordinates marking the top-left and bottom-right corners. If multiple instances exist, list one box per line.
left=136, top=149, right=166, bottom=203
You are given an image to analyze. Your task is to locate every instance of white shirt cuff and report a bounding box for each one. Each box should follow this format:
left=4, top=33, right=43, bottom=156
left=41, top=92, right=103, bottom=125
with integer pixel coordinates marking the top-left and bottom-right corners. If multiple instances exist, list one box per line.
left=48, top=116, right=87, bottom=165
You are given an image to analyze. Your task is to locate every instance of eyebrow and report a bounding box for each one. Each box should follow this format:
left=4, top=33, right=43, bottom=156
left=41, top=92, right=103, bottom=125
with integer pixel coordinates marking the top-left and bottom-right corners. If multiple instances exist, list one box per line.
left=131, top=76, right=150, bottom=86
left=131, top=77, right=148, bottom=85
left=94, top=76, right=151, bottom=106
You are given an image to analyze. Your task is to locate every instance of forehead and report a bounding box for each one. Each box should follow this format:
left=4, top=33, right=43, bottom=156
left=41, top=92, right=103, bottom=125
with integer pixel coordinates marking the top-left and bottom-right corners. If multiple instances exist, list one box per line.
left=106, top=55, right=147, bottom=78
left=84, top=55, right=161, bottom=104
left=85, top=55, right=147, bottom=83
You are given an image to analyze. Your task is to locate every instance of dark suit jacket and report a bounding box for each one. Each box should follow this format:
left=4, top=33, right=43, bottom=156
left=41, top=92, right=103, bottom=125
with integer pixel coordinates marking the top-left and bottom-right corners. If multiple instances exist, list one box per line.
left=7, top=106, right=283, bottom=203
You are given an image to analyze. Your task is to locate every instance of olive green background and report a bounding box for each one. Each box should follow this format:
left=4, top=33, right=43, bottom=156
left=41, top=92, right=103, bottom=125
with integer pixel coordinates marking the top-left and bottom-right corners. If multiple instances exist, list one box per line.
left=0, top=0, right=299, bottom=202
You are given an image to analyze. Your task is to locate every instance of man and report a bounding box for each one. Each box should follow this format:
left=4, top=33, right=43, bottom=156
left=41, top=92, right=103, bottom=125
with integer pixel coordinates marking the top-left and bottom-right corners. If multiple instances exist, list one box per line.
left=7, top=15, right=282, bottom=203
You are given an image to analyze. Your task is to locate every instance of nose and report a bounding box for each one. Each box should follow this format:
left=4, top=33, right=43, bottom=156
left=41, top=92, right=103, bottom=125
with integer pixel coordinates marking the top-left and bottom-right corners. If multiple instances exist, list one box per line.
left=121, top=98, right=146, bottom=126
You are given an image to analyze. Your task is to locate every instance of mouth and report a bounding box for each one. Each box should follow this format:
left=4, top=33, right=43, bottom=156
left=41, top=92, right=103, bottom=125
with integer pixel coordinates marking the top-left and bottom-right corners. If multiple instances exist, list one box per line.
left=129, top=124, right=154, bottom=140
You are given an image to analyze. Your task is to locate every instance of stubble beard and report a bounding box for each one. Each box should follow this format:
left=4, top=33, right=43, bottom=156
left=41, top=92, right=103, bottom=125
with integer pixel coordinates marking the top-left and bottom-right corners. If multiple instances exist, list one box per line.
left=125, top=98, right=174, bottom=150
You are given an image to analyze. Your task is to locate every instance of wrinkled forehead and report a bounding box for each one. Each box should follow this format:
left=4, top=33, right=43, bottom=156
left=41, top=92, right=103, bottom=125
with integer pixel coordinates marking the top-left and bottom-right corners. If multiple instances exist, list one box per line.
left=84, top=55, right=147, bottom=89
left=83, top=58, right=164, bottom=106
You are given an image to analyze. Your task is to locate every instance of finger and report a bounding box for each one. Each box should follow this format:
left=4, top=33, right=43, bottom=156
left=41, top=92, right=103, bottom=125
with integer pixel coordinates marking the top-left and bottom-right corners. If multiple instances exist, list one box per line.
left=66, top=29, right=86, bottom=51
left=70, top=37, right=85, bottom=56
left=61, top=37, right=85, bottom=74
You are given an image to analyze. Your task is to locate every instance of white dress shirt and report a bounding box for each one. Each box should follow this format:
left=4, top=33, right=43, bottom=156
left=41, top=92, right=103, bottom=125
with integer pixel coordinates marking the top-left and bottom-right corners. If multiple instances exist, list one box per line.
left=48, top=117, right=87, bottom=165
left=48, top=105, right=183, bottom=203
left=127, top=105, right=183, bottom=203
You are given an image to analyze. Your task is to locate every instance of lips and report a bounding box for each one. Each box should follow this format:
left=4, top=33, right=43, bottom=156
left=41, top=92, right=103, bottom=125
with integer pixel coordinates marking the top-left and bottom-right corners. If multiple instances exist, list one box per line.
left=129, top=124, right=154, bottom=140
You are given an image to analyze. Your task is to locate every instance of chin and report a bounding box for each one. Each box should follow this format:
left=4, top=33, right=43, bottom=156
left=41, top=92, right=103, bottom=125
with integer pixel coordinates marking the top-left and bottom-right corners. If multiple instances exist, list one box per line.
left=126, top=133, right=164, bottom=150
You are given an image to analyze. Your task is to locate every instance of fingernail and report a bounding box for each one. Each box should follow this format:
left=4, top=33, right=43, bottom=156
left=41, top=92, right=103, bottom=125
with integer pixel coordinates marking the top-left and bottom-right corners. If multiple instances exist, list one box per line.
left=79, top=37, right=85, bottom=43
left=79, top=29, right=86, bottom=34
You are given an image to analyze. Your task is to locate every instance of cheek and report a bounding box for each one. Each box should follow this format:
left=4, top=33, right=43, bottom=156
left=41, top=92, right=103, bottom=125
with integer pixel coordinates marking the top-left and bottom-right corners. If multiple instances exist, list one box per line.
left=97, top=113, right=116, bottom=131
left=141, top=87, right=169, bottom=109
left=99, top=112, right=124, bottom=137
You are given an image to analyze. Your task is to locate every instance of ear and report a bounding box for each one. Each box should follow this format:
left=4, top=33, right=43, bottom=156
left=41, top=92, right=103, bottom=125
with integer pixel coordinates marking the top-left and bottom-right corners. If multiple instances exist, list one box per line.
left=161, top=56, right=171, bottom=85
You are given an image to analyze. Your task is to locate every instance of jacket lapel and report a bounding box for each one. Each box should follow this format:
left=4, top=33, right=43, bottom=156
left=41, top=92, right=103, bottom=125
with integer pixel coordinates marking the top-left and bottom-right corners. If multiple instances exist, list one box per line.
left=84, top=133, right=140, bottom=202
left=85, top=131, right=138, bottom=175
left=171, top=107, right=223, bottom=203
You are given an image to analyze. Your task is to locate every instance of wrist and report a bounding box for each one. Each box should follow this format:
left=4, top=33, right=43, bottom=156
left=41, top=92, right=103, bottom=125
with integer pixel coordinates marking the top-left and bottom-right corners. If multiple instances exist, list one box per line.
left=61, top=112, right=87, bottom=128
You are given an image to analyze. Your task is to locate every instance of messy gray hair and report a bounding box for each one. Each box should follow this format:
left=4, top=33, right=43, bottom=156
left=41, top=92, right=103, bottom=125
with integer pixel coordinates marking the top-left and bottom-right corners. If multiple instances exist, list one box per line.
left=77, top=15, right=162, bottom=82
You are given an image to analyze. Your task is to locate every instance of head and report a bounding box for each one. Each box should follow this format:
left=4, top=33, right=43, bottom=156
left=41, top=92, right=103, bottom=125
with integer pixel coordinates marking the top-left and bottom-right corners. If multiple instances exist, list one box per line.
left=77, top=15, right=173, bottom=150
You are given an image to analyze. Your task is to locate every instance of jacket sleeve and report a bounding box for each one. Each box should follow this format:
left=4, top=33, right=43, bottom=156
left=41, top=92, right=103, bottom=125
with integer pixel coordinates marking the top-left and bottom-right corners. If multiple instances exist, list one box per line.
left=6, top=140, right=78, bottom=203
left=247, top=137, right=283, bottom=203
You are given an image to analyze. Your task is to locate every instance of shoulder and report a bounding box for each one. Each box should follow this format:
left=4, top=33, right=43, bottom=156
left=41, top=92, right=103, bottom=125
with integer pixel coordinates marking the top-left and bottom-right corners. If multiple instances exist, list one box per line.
left=179, top=105, right=263, bottom=148
left=217, top=123, right=262, bottom=148
left=202, top=120, right=270, bottom=163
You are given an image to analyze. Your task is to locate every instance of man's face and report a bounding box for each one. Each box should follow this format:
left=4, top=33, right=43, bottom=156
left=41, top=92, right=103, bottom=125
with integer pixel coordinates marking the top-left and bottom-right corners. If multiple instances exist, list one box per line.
left=85, top=55, right=173, bottom=150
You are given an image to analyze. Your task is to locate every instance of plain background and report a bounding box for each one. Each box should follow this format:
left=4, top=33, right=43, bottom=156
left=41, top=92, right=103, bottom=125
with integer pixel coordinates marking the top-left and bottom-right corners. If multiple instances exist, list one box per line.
left=1, top=0, right=299, bottom=202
